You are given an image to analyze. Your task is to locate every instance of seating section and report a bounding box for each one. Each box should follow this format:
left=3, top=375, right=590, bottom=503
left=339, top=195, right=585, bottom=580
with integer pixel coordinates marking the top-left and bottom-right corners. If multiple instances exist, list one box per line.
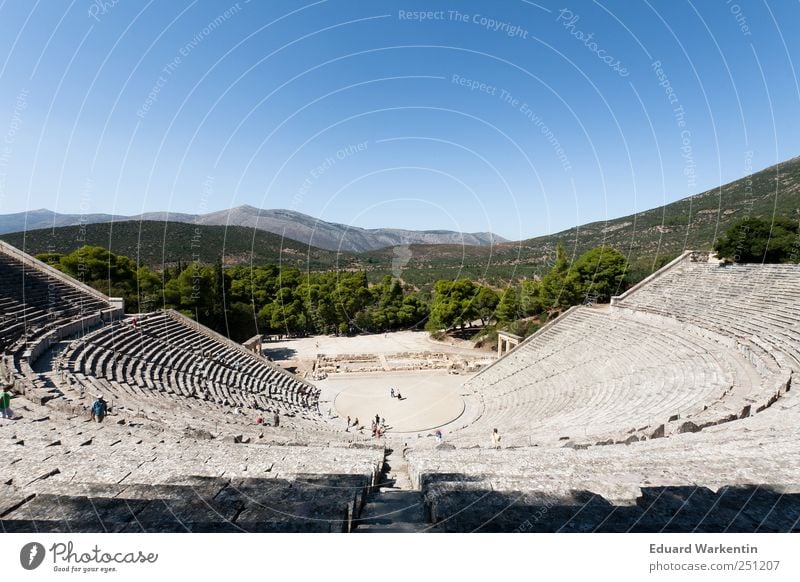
left=63, top=311, right=322, bottom=428
left=614, top=256, right=800, bottom=373
left=0, top=399, right=384, bottom=532
left=406, top=386, right=800, bottom=531
left=404, top=253, right=800, bottom=531
left=452, top=253, right=800, bottom=447
left=0, top=247, right=111, bottom=353
left=0, top=242, right=324, bottom=435
left=456, top=307, right=767, bottom=446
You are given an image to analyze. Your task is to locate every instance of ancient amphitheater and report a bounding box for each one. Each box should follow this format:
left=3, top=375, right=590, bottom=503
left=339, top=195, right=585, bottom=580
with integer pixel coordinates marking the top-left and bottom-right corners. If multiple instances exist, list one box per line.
left=1, top=242, right=798, bottom=532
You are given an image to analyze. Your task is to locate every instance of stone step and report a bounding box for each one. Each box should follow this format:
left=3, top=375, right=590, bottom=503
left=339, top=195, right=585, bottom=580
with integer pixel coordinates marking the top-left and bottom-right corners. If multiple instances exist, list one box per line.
left=354, top=490, right=428, bottom=533
left=386, top=477, right=413, bottom=490
left=385, top=469, right=414, bottom=490
left=355, top=521, right=427, bottom=533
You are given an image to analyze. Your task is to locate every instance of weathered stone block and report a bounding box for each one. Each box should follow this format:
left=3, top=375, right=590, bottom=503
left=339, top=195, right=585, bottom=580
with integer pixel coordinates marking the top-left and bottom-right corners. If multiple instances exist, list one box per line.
left=678, top=421, right=700, bottom=434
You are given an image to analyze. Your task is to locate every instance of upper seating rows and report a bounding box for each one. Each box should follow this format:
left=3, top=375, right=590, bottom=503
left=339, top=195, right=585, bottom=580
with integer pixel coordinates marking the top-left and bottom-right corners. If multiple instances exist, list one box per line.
left=1, top=242, right=332, bottom=437
left=449, top=253, right=800, bottom=447
left=614, top=255, right=800, bottom=372
left=62, top=311, right=323, bottom=427
left=454, top=307, right=767, bottom=446
left=0, top=249, right=111, bottom=353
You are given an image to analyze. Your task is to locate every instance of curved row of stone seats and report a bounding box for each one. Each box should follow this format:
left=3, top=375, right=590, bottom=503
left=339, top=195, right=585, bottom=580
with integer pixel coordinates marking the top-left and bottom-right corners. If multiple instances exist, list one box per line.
left=61, top=311, right=324, bottom=429
left=405, top=389, right=800, bottom=531
left=69, top=312, right=318, bottom=407
left=65, top=367, right=337, bottom=441
left=453, top=307, right=764, bottom=446
left=152, top=312, right=318, bottom=407
left=0, top=395, right=384, bottom=532
left=0, top=246, right=112, bottom=352
left=613, top=253, right=800, bottom=374
left=0, top=243, right=121, bottom=408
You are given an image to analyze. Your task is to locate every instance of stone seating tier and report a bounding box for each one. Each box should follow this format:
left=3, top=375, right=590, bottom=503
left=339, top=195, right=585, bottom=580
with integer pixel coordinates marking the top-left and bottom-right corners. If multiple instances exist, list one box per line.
left=614, top=259, right=800, bottom=374
left=59, top=312, right=327, bottom=433
left=0, top=398, right=384, bottom=532
left=455, top=307, right=773, bottom=446
left=406, top=387, right=800, bottom=531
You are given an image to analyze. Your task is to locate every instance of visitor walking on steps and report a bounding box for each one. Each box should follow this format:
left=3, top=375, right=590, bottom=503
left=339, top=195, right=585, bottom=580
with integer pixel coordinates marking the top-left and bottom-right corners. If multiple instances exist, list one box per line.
left=434, top=429, right=442, bottom=444
left=346, top=415, right=351, bottom=431
left=492, top=428, right=501, bottom=449
left=0, top=384, right=13, bottom=419
left=91, top=395, right=107, bottom=423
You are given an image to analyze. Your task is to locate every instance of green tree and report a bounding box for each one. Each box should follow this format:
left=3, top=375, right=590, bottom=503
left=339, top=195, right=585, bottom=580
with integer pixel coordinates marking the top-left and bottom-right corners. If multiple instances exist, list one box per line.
left=496, top=286, right=521, bottom=323
left=228, top=264, right=279, bottom=307
left=43, top=245, right=162, bottom=312
left=714, top=217, right=799, bottom=263
left=570, top=246, right=628, bottom=302
left=473, top=286, right=499, bottom=325
left=426, top=278, right=478, bottom=331
left=333, top=271, right=372, bottom=330
left=398, top=293, right=429, bottom=329
left=538, top=243, right=579, bottom=312
left=270, top=286, right=308, bottom=336
left=164, top=263, right=215, bottom=319
left=520, top=278, right=543, bottom=316
left=136, top=266, right=163, bottom=313
left=227, top=301, right=258, bottom=341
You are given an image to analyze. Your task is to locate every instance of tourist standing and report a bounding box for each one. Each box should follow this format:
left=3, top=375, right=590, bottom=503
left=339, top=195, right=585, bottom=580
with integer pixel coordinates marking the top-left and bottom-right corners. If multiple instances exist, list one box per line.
left=91, top=395, right=107, bottom=423
left=0, top=385, right=12, bottom=419
left=491, top=428, right=501, bottom=449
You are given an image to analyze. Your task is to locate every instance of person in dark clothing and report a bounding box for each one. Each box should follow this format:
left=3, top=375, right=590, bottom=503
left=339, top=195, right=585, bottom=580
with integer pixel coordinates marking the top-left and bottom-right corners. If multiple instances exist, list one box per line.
left=91, top=396, right=108, bottom=423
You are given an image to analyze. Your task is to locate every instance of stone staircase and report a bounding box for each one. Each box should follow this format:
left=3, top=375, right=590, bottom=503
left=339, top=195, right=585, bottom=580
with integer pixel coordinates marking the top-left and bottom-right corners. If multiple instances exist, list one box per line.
left=354, top=448, right=428, bottom=533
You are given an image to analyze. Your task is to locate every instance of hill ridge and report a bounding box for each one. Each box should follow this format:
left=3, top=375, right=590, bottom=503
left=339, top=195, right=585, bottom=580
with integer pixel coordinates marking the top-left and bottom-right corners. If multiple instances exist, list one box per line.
left=0, top=205, right=506, bottom=252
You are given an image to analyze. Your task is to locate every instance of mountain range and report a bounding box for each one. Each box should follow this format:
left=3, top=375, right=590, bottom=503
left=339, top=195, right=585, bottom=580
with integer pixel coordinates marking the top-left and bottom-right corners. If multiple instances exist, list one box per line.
left=1, top=155, right=798, bottom=287
left=0, top=205, right=505, bottom=252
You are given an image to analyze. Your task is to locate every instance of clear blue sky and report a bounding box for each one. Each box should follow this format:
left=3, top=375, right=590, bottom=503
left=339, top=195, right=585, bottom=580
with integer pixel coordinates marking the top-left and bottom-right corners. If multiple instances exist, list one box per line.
left=0, top=0, right=798, bottom=241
